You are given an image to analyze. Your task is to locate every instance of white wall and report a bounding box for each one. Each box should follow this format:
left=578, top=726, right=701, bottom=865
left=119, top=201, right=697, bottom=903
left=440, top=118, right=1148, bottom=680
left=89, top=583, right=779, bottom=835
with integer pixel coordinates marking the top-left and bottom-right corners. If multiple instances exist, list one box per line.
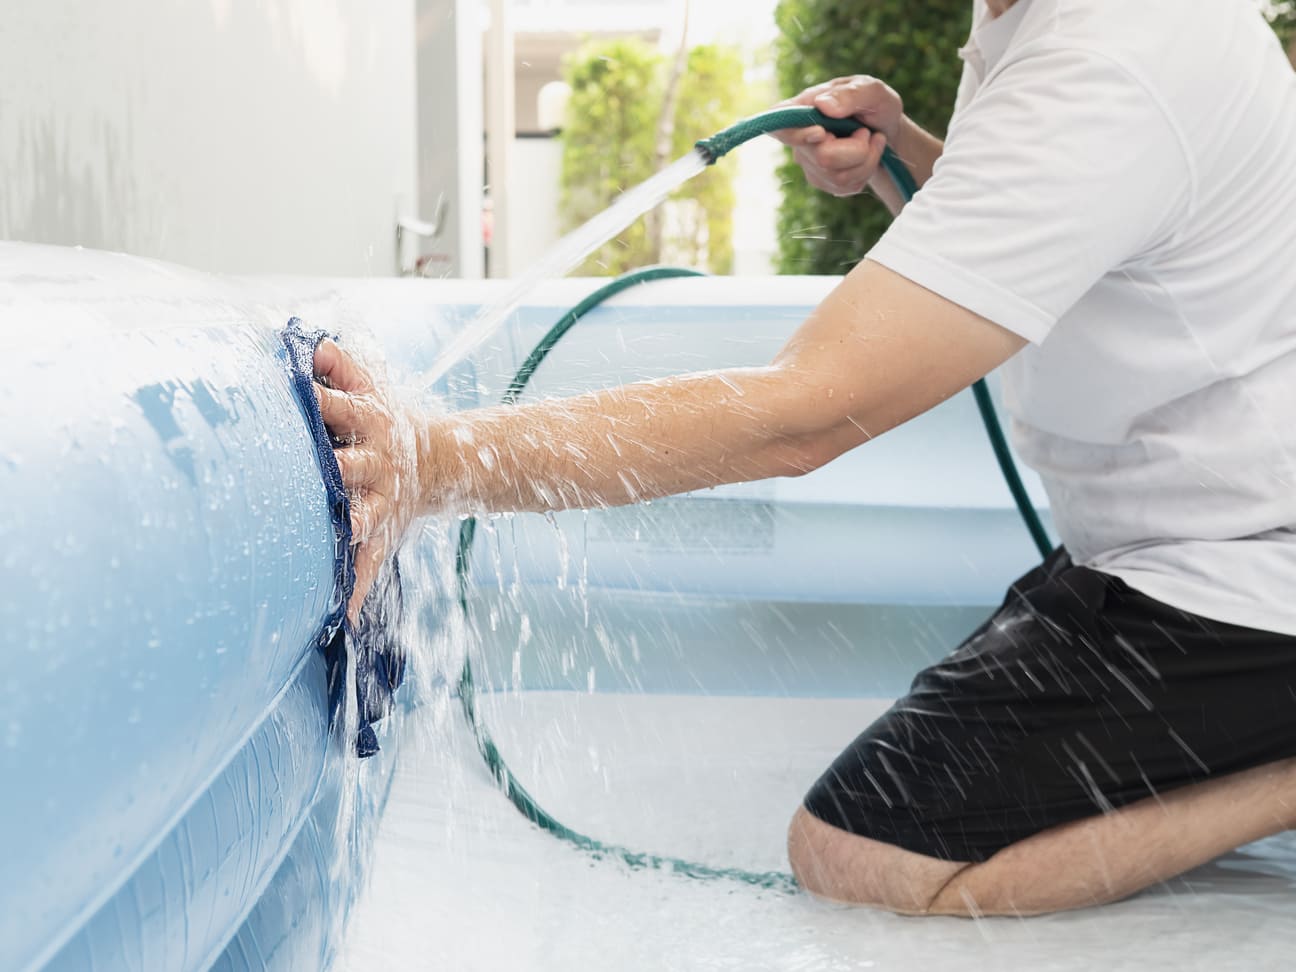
left=0, top=0, right=418, bottom=276
left=732, top=132, right=780, bottom=277
left=508, top=136, right=562, bottom=274
left=416, top=0, right=484, bottom=278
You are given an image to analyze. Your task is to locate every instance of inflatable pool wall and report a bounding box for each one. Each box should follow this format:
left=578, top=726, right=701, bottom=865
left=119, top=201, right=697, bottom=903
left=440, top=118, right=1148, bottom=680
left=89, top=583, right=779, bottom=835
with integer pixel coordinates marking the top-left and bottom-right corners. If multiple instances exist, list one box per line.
left=0, top=243, right=412, bottom=972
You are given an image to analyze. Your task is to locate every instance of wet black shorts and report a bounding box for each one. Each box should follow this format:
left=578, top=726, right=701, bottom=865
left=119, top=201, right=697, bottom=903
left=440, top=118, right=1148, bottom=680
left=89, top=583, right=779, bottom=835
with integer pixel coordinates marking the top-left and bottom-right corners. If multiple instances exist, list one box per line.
left=802, top=548, right=1296, bottom=863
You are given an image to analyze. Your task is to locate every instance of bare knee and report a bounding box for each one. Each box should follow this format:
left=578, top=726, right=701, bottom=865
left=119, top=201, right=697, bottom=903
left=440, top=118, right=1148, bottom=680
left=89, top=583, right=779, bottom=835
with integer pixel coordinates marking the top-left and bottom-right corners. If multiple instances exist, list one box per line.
left=787, top=806, right=834, bottom=896
left=787, top=805, right=969, bottom=915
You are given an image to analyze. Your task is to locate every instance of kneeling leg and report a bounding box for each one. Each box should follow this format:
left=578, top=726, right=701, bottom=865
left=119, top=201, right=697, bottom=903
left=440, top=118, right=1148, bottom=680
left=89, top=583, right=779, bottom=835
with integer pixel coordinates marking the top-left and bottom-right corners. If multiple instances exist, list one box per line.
left=788, top=757, right=1296, bottom=917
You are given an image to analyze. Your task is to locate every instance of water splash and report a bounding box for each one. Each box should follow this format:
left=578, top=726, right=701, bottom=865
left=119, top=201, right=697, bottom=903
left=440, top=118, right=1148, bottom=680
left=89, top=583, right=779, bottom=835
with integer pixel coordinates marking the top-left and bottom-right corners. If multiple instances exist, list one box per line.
left=417, top=149, right=711, bottom=389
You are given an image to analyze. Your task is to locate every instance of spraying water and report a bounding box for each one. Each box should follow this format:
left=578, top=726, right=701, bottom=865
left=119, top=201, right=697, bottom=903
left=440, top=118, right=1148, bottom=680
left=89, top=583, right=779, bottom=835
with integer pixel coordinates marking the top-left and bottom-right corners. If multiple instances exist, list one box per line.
left=418, top=148, right=710, bottom=389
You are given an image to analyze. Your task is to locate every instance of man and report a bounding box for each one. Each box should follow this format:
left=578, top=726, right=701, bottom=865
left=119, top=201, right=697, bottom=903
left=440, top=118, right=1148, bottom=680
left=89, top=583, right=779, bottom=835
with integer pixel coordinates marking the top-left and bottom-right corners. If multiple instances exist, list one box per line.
left=315, top=0, right=1296, bottom=916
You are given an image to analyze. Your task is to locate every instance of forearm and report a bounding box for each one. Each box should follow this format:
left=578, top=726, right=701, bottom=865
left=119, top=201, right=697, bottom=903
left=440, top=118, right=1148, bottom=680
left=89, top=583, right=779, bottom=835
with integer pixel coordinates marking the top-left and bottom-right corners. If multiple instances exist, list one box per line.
left=417, top=368, right=826, bottom=517
left=869, top=115, right=945, bottom=215
left=414, top=259, right=1024, bottom=519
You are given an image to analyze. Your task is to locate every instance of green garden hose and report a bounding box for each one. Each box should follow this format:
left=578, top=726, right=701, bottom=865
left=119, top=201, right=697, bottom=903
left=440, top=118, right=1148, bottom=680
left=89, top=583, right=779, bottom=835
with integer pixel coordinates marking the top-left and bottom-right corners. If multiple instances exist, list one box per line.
left=696, top=106, right=920, bottom=200
left=454, top=113, right=1052, bottom=894
left=971, top=381, right=1053, bottom=558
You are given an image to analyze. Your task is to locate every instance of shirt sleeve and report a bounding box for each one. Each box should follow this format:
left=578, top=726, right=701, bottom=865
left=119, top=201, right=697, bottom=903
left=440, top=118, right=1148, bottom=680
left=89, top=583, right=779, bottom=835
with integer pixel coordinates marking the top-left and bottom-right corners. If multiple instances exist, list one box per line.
left=867, top=45, right=1194, bottom=344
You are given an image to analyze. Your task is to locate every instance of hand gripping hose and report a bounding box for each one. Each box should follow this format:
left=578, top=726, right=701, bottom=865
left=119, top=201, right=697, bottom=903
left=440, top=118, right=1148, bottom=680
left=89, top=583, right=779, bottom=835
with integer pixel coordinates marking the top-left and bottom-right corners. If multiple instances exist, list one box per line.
left=696, top=106, right=920, bottom=200
left=455, top=114, right=1053, bottom=894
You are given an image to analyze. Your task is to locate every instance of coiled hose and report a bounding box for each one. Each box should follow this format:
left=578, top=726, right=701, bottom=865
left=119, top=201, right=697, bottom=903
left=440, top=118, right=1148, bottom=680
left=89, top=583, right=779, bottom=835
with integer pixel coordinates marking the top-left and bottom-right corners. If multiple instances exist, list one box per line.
left=454, top=111, right=1053, bottom=893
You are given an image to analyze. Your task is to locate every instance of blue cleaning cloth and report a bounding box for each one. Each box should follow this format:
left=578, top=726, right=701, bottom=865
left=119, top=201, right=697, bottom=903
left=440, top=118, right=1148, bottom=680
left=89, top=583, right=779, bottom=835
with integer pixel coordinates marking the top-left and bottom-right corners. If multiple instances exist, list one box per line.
left=280, top=318, right=406, bottom=757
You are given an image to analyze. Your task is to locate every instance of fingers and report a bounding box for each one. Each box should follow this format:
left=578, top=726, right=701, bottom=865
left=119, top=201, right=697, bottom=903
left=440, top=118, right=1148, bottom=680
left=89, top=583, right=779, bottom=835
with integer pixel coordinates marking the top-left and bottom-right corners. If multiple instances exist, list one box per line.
left=337, top=452, right=390, bottom=542
left=771, top=80, right=843, bottom=146
left=340, top=466, right=398, bottom=625
left=314, top=339, right=373, bottom=394
left=310, top=339, right=407, bottom=627
left=347, top=490, right=392, bottom=545
left=811, top=76, right=900, bottom=126
left=773, top=75, right=903, bottom=152
left=348, top=540, right=386, bottom=627
left=864, top=129, right=889, bottom=172
left=773, top=124, right=829, bottom=148
left=799, top=126, right=877, bottom=169
left=798, top=129, right=888, bottom=198
left=316, top=384, right=383, bottom=443
left=776, top=76, right=855, bottom=110
left=335, top=446, right=384, bottom=491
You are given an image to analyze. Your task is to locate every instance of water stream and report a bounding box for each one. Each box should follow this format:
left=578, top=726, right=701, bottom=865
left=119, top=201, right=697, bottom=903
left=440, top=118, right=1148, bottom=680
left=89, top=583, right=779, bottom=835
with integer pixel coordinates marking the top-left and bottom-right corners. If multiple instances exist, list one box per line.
left=418, top=148, right=710, bottom=389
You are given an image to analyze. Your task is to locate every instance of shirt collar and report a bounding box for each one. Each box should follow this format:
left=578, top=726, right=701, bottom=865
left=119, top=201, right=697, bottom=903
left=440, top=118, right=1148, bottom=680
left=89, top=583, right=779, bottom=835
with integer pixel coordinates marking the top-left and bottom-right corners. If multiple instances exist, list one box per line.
left=959, top=0, right=1031, bottom=82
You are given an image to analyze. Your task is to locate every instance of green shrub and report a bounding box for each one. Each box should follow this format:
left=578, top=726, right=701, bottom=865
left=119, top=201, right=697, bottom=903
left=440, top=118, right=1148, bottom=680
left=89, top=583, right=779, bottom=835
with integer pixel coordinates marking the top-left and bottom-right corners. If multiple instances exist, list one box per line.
left=1269, top=1, right=1296, bottom=54
left=559, top=38, right=744, bottom=276
left=560, top=38, right=661, bottom=275
left=666, top=45, right=745, bottom=274
left=773, top=1, right=972, bottom=275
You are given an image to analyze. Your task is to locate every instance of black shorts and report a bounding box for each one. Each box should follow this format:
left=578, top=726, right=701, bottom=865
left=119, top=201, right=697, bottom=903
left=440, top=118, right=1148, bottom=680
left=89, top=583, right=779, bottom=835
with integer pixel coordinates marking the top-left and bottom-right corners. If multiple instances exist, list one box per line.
left=803, top=548, right=1296, bottom=863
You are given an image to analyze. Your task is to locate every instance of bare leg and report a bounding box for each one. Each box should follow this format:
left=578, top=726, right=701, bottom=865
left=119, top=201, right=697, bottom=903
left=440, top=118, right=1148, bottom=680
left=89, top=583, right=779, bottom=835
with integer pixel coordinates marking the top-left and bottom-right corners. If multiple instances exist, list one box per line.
left=788, top=756, right=1296, bottom=917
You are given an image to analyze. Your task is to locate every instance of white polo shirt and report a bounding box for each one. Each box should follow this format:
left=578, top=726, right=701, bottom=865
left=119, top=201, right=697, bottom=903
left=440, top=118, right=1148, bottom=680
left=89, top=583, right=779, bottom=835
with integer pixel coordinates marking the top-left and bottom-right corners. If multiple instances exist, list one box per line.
left=868, top=0, right=1296, bottom=636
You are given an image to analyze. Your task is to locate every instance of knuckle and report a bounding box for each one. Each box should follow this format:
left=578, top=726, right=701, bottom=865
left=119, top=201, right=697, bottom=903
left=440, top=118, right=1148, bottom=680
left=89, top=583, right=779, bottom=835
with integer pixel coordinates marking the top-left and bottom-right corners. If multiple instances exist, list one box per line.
left=837, top=76, right=891, bottom=107
left=334, top=391, right=358, bottom=425
left=348, top=395, right=384, bottom=439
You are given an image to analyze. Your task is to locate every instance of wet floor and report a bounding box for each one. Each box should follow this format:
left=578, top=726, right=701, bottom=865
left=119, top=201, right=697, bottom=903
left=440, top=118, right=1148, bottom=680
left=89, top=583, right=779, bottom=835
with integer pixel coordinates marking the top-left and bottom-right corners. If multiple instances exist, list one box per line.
left=338, top=693, right=1296, bottom=971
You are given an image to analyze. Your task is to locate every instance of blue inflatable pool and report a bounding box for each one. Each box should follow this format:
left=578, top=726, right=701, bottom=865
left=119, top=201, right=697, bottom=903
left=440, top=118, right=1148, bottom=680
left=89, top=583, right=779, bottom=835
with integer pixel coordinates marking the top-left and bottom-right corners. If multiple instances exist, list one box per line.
left=0, top=244, right=417, bottom=972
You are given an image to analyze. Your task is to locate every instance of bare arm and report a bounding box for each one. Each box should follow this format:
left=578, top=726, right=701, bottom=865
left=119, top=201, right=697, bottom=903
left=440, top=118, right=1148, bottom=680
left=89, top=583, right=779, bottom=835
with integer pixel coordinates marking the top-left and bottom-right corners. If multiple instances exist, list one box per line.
left=413, top=262, right=1020, bottom=517
left=316, top=262, right=1024, bottom=613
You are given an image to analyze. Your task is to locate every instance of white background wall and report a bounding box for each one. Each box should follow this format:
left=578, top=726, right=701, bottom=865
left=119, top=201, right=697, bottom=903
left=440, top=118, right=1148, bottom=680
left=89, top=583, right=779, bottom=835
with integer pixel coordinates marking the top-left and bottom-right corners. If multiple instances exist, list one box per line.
left=0, top=0, right=419, bottom=276
left=508, top=136, right=562, bottom=273
left=416, top=0, right=484, bottom=278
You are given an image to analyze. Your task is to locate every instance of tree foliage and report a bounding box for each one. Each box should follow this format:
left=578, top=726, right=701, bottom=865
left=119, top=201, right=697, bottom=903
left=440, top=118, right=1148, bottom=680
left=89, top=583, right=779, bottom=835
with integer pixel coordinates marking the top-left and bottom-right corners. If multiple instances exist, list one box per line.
left=559, top=38, right=744, bottom=275
left=1268, top=1, right=1296, bottom=56
left=664, top=44, right=744, bottom=273
left=773, top=0, right=972, bottom=274
left=559, top=39, right=659, bottom=274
